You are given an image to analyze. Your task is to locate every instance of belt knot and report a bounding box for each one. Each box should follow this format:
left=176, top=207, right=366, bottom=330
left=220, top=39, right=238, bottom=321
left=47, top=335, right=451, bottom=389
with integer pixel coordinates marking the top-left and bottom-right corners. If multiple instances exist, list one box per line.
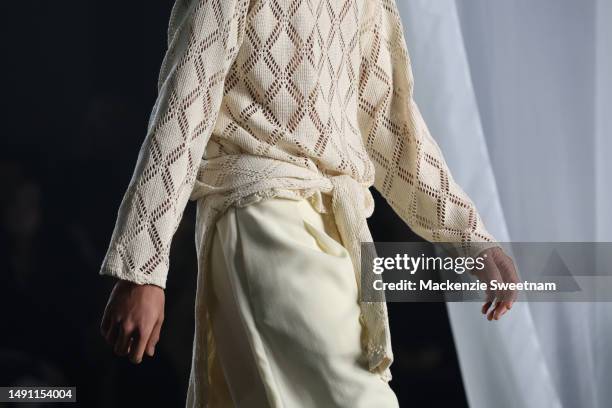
left=328, top=174, right=374, bottom=219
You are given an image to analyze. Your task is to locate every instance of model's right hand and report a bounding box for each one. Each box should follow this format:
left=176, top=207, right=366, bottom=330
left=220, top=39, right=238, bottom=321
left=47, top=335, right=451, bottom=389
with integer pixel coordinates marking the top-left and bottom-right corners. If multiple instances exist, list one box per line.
left=100, top=279, right=165, bottom=364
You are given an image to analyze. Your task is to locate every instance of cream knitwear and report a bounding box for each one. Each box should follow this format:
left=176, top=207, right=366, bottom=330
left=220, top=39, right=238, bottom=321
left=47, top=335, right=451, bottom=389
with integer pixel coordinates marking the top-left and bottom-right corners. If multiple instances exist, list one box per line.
left=99, top=0, right=498, bottom=405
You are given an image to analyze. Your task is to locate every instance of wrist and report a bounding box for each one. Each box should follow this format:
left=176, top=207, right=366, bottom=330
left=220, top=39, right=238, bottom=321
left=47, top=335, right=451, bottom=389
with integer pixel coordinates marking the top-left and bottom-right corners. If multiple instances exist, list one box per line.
left=115, top=278, right=164, bottom=292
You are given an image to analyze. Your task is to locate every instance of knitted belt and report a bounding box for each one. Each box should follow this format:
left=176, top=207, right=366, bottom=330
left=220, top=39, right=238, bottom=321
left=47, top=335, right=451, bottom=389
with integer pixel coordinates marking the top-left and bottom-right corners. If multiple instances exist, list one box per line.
left=190, top=154, right=394, bottom=380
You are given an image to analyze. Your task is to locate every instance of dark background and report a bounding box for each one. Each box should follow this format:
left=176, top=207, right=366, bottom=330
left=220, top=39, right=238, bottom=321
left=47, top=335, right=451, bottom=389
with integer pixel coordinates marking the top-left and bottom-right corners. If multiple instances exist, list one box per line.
left=0, top=1, right=469, bottom=407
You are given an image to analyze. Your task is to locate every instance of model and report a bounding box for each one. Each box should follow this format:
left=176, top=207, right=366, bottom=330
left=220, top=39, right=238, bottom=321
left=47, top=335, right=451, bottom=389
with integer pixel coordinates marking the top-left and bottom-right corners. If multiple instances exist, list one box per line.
left=99, top=0, right=517, bottom=406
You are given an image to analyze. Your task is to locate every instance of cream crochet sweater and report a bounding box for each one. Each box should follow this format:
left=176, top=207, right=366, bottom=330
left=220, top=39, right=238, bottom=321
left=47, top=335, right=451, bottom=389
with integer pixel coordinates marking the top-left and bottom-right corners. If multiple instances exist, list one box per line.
left=100, top=0, right=497, bottom=405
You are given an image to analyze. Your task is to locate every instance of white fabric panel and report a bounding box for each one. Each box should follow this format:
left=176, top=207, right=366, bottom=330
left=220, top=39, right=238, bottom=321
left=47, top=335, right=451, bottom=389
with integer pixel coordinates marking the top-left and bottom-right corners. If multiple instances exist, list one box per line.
left=456, top=1, right=612, bottom=407
left=395, top=1, right=598, bottom=407
left=455, top=0, right=597, bottom=243
left=593, top=2, right=612, bottom=407
left=397, top=0, right=612, bottom=406
left=596, top=0, right=612, bottom=242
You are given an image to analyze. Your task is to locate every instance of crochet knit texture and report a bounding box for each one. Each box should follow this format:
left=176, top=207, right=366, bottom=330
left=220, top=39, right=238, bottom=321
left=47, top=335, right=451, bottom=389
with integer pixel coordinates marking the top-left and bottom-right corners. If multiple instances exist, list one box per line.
left=100, top=0, right=498, bottom=405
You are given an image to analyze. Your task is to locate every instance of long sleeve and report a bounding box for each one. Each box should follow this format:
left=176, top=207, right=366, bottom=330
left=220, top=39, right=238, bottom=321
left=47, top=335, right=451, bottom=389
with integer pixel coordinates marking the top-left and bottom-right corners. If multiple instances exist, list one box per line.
left=358, top=0, right=497, bottom=255
left=100, top=0, right=250, bottom=288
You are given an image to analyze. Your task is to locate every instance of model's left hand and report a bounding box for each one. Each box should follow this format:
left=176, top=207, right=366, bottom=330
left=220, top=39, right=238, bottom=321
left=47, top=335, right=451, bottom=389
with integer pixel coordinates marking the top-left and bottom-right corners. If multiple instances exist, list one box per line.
left=471, top=246, right=519, bottom=321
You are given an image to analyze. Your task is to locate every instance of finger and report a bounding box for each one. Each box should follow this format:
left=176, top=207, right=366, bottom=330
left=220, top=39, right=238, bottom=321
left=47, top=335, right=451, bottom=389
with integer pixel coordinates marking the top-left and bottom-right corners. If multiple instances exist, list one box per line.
left=481, top=301, right=493, bottom=315
left=493, top=304, right=508, bottom=320
left=481, top=283, right=496, bottom=316
left=484, top=288, right=495, bottom=307
left=130, top=323, right=155, bottom=364
left=114, top=324, right=134, bottom=356
left=501, top=296, right=514, bottom=310
left=105, top=320, right=120, bottom=345
left=487, top=302, right=500, bottom=321
left=146, top=320, right=162, bottom=357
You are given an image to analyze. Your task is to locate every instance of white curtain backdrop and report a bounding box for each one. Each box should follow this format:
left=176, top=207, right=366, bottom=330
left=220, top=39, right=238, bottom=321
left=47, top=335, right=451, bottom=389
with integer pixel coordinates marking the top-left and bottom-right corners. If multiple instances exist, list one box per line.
left=396, top=1, right=612, bottom=407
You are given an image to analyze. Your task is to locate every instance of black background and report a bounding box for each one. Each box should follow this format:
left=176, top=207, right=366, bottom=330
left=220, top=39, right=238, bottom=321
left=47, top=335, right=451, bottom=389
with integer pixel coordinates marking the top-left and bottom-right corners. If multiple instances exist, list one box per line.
left=0, top=1, right=469, bottom=406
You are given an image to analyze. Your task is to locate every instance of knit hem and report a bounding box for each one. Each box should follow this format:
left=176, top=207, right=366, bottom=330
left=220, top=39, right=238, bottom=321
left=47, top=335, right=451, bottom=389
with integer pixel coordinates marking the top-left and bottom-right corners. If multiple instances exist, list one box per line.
left=99, top=248, right=167, bottom=289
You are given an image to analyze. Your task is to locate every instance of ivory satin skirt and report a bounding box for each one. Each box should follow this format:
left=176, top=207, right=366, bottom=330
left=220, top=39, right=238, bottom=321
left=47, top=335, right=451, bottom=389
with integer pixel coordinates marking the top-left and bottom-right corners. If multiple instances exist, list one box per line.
left=207, top=196, right=399, bottom=407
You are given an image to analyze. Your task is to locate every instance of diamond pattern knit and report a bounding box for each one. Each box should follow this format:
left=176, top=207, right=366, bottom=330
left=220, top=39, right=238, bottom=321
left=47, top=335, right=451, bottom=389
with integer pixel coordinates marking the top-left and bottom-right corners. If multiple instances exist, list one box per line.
left=100, top=0, right=498, bottom=406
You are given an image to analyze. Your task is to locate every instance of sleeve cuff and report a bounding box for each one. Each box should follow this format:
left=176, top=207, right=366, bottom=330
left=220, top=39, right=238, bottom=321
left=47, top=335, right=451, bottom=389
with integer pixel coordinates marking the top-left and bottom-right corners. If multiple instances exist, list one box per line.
left=436, top=236, right=501, bottom=259
left=99, top=247, right=168, bottom=289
